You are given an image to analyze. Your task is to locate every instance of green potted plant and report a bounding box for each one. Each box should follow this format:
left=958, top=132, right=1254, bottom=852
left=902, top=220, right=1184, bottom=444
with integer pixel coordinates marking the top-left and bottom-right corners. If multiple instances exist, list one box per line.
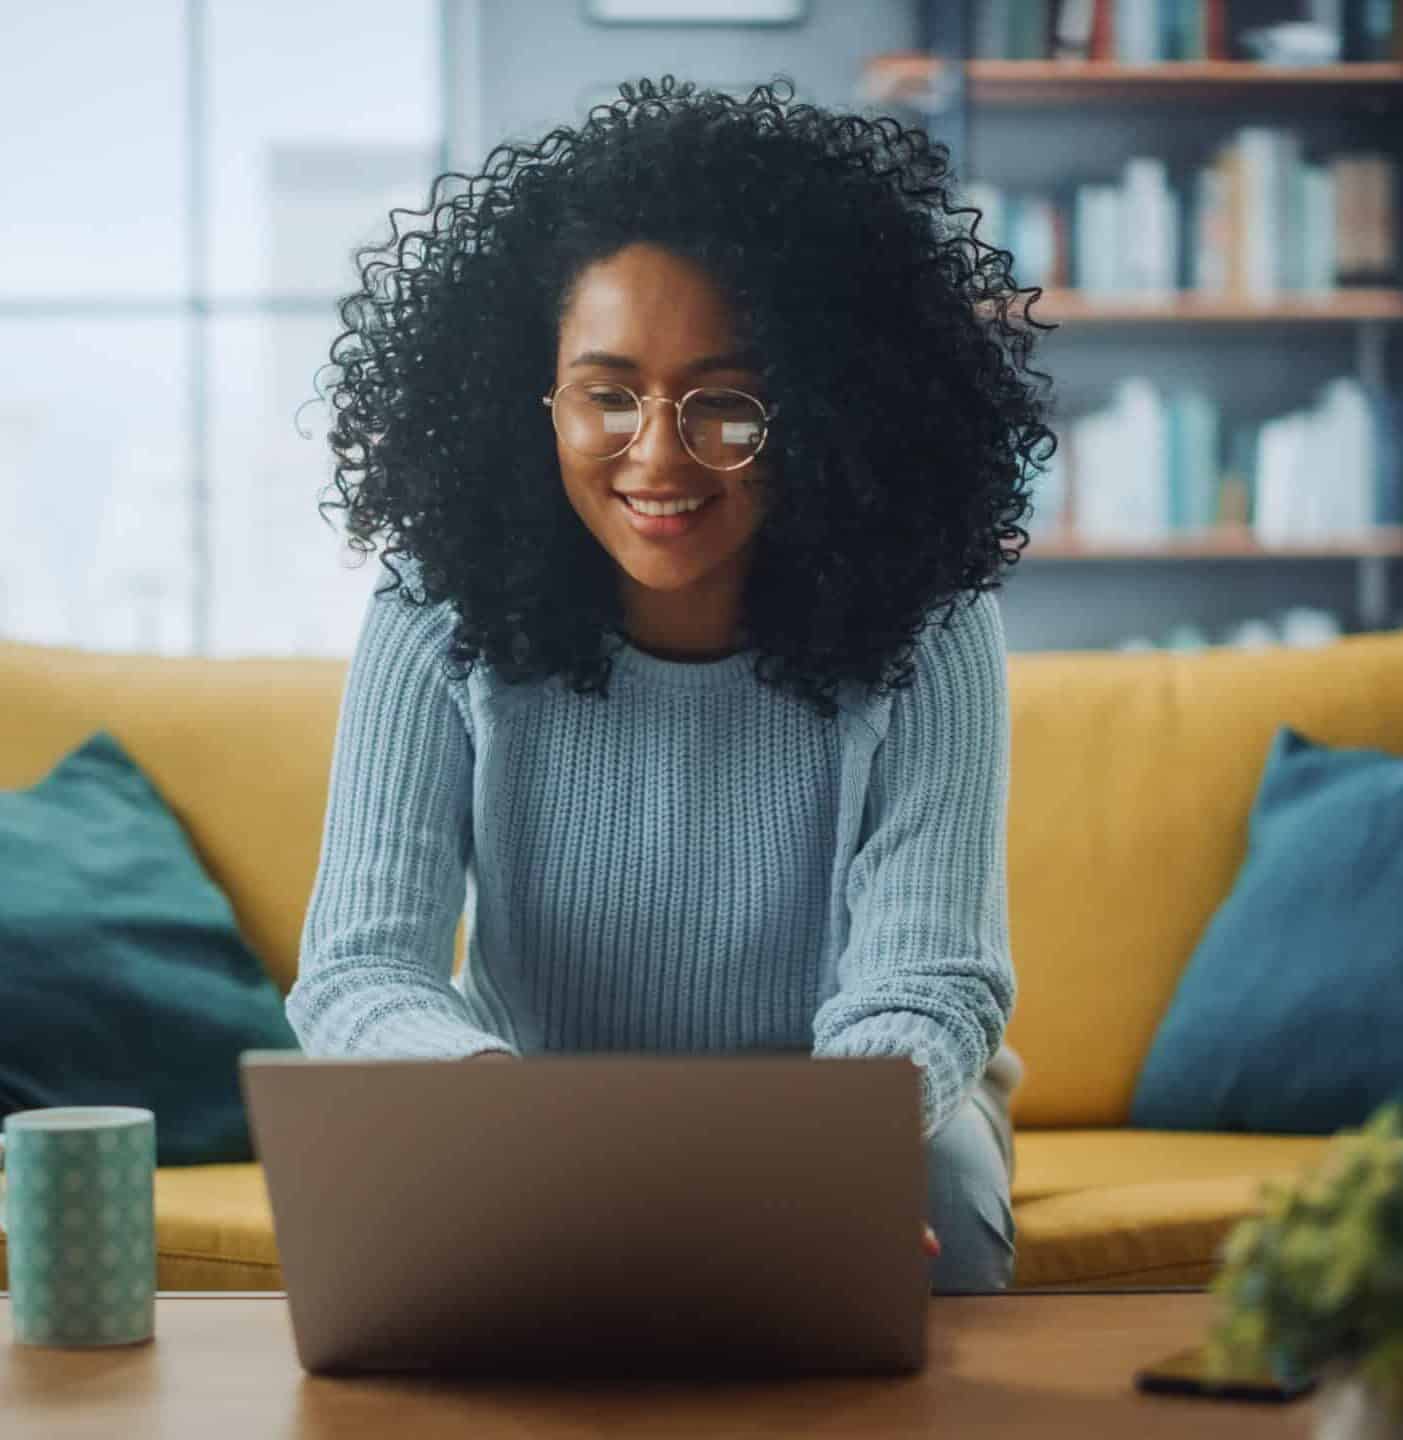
left=1207, top=1100, right=1403, bottom=1440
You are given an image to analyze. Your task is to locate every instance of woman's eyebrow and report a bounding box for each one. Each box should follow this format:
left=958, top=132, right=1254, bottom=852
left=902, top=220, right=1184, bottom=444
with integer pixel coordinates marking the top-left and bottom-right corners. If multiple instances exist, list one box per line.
left=568, top=348, right=760, bottom=373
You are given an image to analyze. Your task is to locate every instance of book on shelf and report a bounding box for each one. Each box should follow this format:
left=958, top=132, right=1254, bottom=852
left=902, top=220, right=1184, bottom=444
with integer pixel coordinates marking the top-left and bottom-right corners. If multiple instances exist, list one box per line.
left=1371, top=386, right=1403, bottom=531
left=957, top=134, right=1397, bottom=297
left=1198, top=133, right=1394, bottom=295
left=973, top=0, right=1398, bottom=63
left=1026, top=373, right=1401, bottom=546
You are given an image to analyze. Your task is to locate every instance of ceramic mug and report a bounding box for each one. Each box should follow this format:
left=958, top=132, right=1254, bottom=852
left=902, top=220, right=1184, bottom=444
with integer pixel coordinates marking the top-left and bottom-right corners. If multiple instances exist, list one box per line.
left=0, top=1107, right=157, bottom=1347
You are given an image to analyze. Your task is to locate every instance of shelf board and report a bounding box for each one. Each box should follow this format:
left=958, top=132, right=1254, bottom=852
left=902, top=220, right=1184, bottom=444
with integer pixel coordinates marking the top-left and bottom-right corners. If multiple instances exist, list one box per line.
left=1009, top=288, right=1403, bottom=323
left=861, top=56, right=1403, bottom=108
left=1026, top=527, right=1403, bottom=559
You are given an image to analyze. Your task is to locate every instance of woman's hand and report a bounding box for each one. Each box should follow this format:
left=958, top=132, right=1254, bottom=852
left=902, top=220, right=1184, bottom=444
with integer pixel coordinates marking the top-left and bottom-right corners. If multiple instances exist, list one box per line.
left=465, top=1054, right=941, bottom=1258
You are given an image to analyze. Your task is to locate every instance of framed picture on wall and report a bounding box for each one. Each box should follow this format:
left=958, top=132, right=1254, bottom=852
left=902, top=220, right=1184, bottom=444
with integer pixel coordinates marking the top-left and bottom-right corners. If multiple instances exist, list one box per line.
left=584, top=0, right=806, bottom=24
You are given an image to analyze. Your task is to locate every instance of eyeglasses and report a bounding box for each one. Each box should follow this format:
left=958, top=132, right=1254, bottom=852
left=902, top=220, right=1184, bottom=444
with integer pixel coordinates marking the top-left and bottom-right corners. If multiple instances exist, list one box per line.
left=542, top=382, right=776, bottom=472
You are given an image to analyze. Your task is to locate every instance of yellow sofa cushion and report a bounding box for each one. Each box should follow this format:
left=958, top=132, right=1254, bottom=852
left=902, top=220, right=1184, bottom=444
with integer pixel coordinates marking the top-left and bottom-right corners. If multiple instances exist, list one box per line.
left=1009, top=1129, right=1330, bottom=1288
left=1013, top=1178, right=1278, bottom=1288
left=1011, top=1128, right=1329, bottom=1204
left=1003, top=630, right=1403, bottom=1129
left=148, top=1165, right=281, bottom=1290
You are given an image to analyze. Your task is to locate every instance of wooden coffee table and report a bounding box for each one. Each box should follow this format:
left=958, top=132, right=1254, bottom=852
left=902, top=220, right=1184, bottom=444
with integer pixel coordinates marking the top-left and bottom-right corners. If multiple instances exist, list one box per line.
left=1, top=1288, right=1312, bottom=1437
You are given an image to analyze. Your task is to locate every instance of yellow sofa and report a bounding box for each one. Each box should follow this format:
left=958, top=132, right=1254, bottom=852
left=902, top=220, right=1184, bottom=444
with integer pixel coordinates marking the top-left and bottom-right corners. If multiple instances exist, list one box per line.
left=3, top=623, right=1401, bottom=1292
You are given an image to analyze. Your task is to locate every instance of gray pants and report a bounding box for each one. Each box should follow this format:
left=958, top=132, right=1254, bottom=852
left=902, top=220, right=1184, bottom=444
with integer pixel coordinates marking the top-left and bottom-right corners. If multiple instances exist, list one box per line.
left=924, top=1044, right=1021, bottom=1293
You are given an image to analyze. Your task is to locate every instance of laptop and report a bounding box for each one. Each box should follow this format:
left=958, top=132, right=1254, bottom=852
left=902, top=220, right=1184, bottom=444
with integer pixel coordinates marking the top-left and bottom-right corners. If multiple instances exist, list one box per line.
left=239, top=1051, right=930, bottom=1378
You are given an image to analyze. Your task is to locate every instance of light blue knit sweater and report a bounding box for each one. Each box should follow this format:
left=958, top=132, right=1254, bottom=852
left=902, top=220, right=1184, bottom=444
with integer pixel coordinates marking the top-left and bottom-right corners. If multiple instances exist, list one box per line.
left=286, top=564, right=1018, bottom=1143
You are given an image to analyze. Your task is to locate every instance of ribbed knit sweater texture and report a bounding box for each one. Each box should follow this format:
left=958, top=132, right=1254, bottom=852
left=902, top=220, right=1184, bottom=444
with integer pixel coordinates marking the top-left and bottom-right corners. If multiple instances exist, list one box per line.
left=286, top=565, right=1018, bottom=1143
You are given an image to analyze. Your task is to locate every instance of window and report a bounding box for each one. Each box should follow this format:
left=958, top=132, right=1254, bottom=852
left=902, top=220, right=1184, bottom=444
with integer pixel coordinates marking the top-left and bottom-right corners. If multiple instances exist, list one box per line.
left=1, top=0, right=443, bottom=656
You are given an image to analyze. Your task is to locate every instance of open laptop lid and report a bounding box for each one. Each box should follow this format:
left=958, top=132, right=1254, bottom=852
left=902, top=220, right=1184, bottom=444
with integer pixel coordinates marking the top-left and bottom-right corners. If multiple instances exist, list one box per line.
left=240, top=1052, right=928, bottom=1377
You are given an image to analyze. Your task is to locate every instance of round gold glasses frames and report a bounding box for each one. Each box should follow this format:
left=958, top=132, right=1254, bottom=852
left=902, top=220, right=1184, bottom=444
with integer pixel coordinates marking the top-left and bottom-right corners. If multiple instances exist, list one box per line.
left=542, top=382, right=776, bottom=472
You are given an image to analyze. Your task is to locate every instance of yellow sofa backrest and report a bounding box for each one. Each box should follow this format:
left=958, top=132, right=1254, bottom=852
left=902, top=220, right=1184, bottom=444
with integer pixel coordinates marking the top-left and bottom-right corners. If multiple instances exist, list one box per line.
left=1004, top=630, right=1403, bottom=1127
left=1, top=641, right=346, bottom=1004
left=3, top=627, right=1401, bottom=1128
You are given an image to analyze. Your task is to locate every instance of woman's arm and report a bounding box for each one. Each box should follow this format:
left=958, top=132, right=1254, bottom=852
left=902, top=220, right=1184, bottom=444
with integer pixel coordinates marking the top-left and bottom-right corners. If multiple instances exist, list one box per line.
left=286, top=563, right=518, bottom=1060
left=811, top=589, right=1014, bottom=1142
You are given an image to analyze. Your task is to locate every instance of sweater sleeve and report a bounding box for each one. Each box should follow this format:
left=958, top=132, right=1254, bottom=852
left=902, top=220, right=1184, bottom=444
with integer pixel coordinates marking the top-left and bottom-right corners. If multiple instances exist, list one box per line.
left=285, top=566, right=519, bottom=1060
left=810, top=589, right=1015, bottom=1142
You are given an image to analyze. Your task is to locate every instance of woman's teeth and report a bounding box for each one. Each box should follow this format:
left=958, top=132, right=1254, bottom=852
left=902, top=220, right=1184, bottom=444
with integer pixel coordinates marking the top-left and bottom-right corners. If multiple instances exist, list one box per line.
left=623, top=495, right=710, bottom=516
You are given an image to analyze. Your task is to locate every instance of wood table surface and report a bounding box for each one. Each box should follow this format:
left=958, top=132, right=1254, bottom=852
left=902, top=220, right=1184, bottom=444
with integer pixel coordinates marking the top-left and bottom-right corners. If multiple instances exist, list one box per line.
left=1, top=1288, right=1315, bottom=1438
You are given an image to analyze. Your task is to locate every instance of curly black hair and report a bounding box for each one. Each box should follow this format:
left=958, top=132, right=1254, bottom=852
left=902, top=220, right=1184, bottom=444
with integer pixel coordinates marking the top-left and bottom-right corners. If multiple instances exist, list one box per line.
left=308, top=74, right=1055, bottom=720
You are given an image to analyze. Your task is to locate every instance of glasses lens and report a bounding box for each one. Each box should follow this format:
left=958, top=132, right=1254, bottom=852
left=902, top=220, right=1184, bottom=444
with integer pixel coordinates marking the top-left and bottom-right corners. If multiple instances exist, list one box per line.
left=554, top=383, right=640, bottom=457
left=680, top=389, right=766, bottom=469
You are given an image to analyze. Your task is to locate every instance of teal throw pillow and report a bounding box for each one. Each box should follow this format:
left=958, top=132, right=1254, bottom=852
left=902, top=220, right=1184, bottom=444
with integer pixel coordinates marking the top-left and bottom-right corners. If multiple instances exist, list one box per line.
left=1130, top=726, right=1403, bottom=1135
left=0, top=731, right=299, bottom=1163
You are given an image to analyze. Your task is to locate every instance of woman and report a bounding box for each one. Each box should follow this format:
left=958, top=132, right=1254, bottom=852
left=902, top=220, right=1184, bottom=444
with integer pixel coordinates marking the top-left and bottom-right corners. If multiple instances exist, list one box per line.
left=289, top=75, right=1054, bottom=1293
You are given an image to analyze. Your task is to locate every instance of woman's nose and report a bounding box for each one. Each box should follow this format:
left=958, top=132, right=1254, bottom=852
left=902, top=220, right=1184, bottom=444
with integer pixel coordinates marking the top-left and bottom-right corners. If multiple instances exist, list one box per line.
left=628, top=397, right=690, bottom=468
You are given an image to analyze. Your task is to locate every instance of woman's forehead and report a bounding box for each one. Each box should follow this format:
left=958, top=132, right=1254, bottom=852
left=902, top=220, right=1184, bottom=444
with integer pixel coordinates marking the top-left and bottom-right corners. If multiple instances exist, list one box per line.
left=558, top=245, right=742, bottom=357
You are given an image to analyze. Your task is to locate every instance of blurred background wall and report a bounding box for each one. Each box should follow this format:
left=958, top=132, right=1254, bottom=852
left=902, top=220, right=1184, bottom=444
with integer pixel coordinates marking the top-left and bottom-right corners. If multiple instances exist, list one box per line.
left=2, top=0, right=1399, bottom=659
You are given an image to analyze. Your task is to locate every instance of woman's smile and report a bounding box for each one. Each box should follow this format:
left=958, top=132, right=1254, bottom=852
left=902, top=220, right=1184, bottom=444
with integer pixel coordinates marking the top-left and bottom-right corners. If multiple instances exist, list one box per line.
left=614, top=490, right=721, bottom=538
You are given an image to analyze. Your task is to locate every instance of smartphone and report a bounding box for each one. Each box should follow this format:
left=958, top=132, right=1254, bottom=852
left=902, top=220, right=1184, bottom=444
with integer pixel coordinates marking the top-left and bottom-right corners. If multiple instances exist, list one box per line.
left=1134, top=1344, right=1317, bottom=1403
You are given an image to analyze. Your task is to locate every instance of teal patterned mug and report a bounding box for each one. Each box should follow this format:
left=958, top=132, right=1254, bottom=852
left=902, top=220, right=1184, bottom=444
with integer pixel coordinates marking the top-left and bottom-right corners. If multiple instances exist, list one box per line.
left=0, top=1107, right=156, bottom=1347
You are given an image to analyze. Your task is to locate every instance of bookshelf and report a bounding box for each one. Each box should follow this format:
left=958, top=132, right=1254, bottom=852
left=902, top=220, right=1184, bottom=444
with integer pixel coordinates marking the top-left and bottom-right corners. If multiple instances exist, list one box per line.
left=879, top=7, right=1403, bottom=649
left=1012, top=288, right=1403, bottom=323
left=1029, top=524, right=1403, bottom=558
left=861, top=56, right=1403, bottom=107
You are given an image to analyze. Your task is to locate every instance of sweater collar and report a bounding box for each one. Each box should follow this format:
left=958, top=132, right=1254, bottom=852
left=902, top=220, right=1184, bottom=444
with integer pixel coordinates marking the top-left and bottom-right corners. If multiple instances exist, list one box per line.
left=603, top=631, right=756, bottom=693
